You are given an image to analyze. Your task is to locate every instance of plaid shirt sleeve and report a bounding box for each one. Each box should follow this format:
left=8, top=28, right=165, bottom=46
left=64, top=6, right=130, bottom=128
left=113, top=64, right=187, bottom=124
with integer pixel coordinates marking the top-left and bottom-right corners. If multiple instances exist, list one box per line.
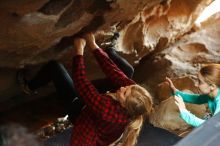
left=93, top=48, right=135, bottom=88
left=72, top=55, right=109, bottom=116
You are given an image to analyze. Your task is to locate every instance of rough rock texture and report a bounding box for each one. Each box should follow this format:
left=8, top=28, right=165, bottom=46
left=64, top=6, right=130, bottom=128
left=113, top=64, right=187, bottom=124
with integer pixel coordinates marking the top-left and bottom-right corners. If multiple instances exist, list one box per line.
left=133, top=11, right=220, bottom=134
left=133, top=12, right=220, bottom=93
left=0, top=0, right=165, bottom=68
left=149, top=77, right=206, bottom=135
left=116, top=0, right=211, bottom=55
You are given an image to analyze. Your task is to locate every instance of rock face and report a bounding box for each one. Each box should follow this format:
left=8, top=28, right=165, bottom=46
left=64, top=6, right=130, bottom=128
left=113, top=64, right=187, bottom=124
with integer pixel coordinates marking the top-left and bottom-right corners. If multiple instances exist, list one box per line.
left=130, top=9, right=220, bottom=133
left=1, top=0, right=220, bottom=136
left=132, top=7, right=220, bottom=134
left=133, top=12, right=220, bottom=94
left=0, top=0, right=164, bottom=68
left=116, top=0, right=210, bottom=54
left=149, top=77, right=206, bottom=135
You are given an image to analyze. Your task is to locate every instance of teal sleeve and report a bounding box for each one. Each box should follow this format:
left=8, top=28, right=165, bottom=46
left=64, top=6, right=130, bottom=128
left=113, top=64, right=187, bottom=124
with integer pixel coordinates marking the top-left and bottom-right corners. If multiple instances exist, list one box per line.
left=175, top=90, right=209, bottom=104
left=180, top=109, right=205, bottom=127
left=213, top=97, right=220, bottom=116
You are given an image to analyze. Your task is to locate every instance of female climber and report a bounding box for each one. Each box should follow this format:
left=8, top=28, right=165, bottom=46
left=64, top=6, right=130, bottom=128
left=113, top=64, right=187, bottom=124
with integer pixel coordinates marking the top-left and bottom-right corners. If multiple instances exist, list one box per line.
left=166, top=64, right=220, bottom=127
left=18, top=33, right=153, bottom=146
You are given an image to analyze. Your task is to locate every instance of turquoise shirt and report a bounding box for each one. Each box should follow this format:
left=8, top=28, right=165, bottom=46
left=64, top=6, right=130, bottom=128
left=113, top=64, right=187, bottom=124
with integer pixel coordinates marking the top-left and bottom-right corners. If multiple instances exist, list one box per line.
left=175, top=88, right=220, bottom=127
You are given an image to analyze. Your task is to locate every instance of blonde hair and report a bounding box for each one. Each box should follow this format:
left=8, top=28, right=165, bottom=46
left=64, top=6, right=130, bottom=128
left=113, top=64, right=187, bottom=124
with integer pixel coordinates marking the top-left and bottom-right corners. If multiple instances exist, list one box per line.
left=200, top=64, right=220, bottom=87
left=116, top=85, right=153, bottom=146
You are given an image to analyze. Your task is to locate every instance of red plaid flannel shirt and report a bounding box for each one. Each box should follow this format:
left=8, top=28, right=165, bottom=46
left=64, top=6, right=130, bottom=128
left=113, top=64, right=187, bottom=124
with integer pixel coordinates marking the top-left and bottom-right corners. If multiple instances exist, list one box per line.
left=70, top=48, right=135, bottom=146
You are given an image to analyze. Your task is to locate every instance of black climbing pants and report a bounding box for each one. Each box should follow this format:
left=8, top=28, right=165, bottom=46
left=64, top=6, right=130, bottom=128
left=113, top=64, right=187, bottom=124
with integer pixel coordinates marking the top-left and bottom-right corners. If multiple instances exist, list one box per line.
left=27, top=47, right=134, bottom=121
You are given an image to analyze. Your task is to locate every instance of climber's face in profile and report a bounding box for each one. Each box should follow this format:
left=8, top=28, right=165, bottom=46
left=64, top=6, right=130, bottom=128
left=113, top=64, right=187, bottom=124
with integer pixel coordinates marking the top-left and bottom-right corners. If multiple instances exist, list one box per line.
left=115, top=84, right=153, bottom=118
left=197, top=73, right=212, bottom=94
